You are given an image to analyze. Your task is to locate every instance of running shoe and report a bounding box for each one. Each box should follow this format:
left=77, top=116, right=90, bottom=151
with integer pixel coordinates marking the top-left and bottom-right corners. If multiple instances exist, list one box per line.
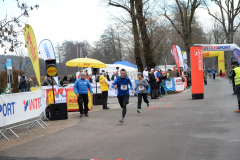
left=80, top=113, right=84, bottom=117
left=119, top=117, right=124, bottom=123
left=85, top=113, right=89, bottom=117
left=137, top=109, right=141, bottom=113
left=147, top=103, right=149, bottom=107
left=235, top=110, right=240, bottom=113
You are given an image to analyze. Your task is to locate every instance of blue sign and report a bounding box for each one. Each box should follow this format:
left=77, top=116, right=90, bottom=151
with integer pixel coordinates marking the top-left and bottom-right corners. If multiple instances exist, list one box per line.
left=164, top=78, right=175, bottom=92
left=6, top=59, right=12, bottom=70
left=232, top=48, right=240, bottom=64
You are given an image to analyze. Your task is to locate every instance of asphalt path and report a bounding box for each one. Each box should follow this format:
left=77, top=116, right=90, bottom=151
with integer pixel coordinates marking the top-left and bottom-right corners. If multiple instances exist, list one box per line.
left=0, top=77, right=239, bottom=160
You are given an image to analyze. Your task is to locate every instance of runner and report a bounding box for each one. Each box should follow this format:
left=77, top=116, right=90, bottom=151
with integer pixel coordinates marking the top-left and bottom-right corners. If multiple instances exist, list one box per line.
left=211, top=67, right=217, bottom=81
left=134, top=72, right=149, bottom=113
left=112, top=68, right=134, bottom=123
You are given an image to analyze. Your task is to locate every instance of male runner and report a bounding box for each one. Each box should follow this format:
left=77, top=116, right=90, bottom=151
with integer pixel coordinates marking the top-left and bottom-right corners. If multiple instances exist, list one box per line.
left=211, top=67, right=217, bottom=81
left=112, top=68, right=134, bottom=123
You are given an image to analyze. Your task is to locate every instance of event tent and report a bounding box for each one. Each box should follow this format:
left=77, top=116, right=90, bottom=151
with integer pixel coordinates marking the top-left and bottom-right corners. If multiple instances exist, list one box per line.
left=77, top=64, right=138, bottom=81
left=114, top=61, right=137, bottom=68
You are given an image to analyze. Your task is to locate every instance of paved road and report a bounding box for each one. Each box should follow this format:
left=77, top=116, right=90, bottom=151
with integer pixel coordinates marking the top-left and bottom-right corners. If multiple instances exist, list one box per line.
left=1, top=77, right=240, bottom=160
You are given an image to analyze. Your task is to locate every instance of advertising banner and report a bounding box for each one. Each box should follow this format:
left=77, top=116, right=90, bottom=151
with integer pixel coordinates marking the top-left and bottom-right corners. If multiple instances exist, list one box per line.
left=66, top=87, right=93, bottom=111
left=164, top=78, right=175, bottom=92
left=191, top=46, right=204, bottom=99
left=182, top=52, right=188, bottom=70
left=176, top=45, right=184, bottom=68
left=195, top=44, right=240, bottom=51
left=0, top=91, right=43, bottom=127
left=171, top=44, right=181, bottom=77
left=38, top=39, right=56, bottom=60
left=38, top=39, right=58, bottom=85
left=174, top=77, right=184, bottom=92
left=232, top=48, right=240, bottom=64
left=24, top=24, right=41, bottom=88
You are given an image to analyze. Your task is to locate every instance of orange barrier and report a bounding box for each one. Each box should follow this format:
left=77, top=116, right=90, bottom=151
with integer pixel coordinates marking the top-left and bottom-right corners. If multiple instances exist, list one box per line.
left=191, top=46, right=204, bottom=99
left=66, top=86, right=93, bottom=111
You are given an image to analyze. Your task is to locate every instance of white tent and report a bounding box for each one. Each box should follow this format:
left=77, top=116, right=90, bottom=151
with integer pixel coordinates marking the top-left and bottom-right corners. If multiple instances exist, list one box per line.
left=77, top=64, right=138, bottom=81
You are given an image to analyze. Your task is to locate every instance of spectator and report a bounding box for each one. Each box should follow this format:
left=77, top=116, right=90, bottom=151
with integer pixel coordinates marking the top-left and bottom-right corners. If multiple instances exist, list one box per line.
left=43, top=77, right=52, bottom=86
left=187, top=68, right=191, bottom=88
left=74, top=72, right=93, bottom=117
left=101, top=70, right=105, bottom=75
left=63, top=76, right=69, bottom=84
left=20, top=72, right=28, bottom=92
left=100, top=73, right=110, bottom=109
left=26, top=75, right=33, bottom=91
left=177, top=67, right=184, bottom=77
left=159, top=72, right=167, bottom=95
left=106, top=71, right=110, bottom=81
left=220, top=69, right=222, bottom=77
left=143, top=65, right=149, bottom=81
left=154, top=67, right=161, bottom=97
left=69, top=75, right=76, bottom=83
left=149, top=68, right=157, bottom=99
left=111, top=71, right=119, bottom=80
left=89, top=74, right=93, bottom=83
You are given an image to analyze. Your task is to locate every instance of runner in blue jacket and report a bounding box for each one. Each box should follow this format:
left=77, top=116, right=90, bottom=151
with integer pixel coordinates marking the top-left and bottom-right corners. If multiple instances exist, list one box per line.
left=211, top=67, right=217, bottom=81
left=74, top=73, right=93, bottom=117
left=112, top=68, right=133, bottom=123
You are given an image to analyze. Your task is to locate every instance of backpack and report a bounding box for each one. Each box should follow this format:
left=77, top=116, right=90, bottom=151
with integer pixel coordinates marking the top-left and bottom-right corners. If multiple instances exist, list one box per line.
left=17, top=83, right=22, bottom=90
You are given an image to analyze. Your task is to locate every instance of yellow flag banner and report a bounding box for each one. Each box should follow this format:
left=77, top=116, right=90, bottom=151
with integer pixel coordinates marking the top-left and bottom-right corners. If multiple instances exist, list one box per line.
left=24, top=24, right=41, bottom=88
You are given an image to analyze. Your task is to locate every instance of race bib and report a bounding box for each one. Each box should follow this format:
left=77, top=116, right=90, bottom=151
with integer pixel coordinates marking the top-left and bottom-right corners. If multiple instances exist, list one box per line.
left=121, top=85, right=127, bottom=90
left=139, top=86, right=144, bottom=91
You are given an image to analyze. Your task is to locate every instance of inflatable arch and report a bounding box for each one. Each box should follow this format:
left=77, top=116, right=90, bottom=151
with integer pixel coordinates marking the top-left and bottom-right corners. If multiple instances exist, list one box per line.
left=194, top=44, right=240, bottom=77
left=202, top=51, right=225, bottom=76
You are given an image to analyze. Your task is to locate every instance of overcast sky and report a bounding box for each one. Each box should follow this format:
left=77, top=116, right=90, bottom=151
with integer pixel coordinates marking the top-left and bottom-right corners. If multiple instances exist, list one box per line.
left=0, top=0, right=224, bottom=55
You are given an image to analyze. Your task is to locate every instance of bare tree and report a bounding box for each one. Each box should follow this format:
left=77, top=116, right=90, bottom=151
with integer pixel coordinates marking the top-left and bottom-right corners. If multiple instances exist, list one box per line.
left=0, top=1, right=39, bottom=54
left=164, top=0, right=202, bottom=66
left=14, top=48, right=33, bottom=74
left=204, top=0, right=240, bottom=75
left=108, top=0, right=144, bottom=72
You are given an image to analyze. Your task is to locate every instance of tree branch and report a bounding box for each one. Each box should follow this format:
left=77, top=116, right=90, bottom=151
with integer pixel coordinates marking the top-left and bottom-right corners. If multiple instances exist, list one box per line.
left=109, top=1, right=131, bottom=14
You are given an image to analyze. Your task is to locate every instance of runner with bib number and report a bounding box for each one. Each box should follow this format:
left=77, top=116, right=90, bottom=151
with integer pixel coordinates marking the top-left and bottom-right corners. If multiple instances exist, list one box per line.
left=134, top=72, right=149, bottom=113
left=112, top=68, right=134, bottom=123
left=211, top=67, right=217, bottom=81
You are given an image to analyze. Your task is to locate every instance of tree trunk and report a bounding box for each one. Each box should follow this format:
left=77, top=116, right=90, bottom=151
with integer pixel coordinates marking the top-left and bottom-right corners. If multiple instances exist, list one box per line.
left=135, top=0, right=156, bottom=70
left=130, top=0, right=143, bottom=72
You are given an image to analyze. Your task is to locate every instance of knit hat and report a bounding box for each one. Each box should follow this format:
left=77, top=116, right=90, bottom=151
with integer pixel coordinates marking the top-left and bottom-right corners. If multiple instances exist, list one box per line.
left=143, top=65, right=147, bottom=68
left=80, top=72, right=86, bottom=77
left=137, top=72, right=143, bottom=76
left=151, top=68, right=154, bottom=71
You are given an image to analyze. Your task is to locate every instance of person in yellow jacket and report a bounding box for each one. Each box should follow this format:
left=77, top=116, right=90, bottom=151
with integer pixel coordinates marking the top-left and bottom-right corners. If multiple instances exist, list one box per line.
left=100, top=73, right=110, bottom=109
left=233, top=60, right=240, bottom=112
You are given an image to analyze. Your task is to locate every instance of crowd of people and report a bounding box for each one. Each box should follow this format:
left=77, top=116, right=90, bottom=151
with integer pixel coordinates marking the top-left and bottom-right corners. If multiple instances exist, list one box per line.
left=19, top=72, right=33, bottom=92
left=73, top=65, right=192, bottom=124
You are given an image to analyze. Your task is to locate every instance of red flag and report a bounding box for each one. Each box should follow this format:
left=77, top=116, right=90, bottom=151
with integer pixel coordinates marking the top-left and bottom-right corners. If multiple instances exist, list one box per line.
left=172, top=44, right=181, bottom=76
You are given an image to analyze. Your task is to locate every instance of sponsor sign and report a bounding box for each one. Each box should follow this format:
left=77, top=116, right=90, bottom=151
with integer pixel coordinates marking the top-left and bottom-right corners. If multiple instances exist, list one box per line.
left=0, top=91, right=43, bottom=127
left=171, top=44, right=181, bottom=76
left=232, top=48, right=240, bottom=64
left=174, top=77, right=184, bottom=92
left=47, top=66, right=57, bottom=77
left=24, top=24, right=41, bottom=88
